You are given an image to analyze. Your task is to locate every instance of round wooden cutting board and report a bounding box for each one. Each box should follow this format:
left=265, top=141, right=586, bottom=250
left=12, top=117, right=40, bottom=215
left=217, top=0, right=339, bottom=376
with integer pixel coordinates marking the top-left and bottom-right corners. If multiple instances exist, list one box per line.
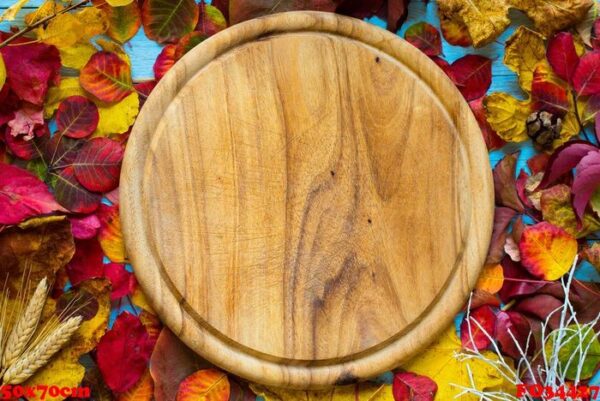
left=121, top=11, right=494, bottom=389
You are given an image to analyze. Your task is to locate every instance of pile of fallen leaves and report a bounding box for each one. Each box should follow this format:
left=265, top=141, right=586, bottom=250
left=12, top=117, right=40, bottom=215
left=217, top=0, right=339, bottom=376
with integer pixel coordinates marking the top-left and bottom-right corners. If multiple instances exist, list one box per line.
left=1, top=0, right=600, bottom=400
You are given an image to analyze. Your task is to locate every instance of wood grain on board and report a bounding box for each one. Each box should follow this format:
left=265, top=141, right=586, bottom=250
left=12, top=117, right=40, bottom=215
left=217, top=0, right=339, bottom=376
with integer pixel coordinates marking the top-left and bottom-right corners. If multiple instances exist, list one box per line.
left=121, top=11, right=494, bottom=388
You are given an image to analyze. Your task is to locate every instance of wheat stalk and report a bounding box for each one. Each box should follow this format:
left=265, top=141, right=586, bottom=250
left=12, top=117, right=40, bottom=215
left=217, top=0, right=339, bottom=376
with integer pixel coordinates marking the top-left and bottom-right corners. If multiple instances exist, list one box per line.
left=2, top=316, right=82, bottom=385
left=1, top=278, right=47, bottom=369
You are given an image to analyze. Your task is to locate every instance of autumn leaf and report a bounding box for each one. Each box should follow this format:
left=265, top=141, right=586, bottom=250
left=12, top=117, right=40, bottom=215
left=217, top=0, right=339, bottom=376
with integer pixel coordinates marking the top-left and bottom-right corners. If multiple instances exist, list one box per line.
left=0, top=163, right=65, bottom=225
left=118, top=370, right=154, bottom=401
left=493, top=153, right=524, bottom=212
left=0, top=0, right=32, bottom=22
left=519, top=222, right=578, bottom=280
left=547, top=32, right=580, bottom=84
left=196, top=3, right=227, bottom=36
left=475, top=264, right=504, bottom=294
left=105, top=2, right=142, bottom=44
left=52, top=166, right=102, bottom=214
left=177, top=369, right=230, bottom=401
left=107, top=0, right=134, bottom=6
left=72, top=138, right=124, bottom=193
left=36, top=8, right=108, bottom=49
left=504, top=27, right=547, bottom=92
left=154, top=44, right=177, bottom=81
left=447, top=55, right=492, bottom=101
left=251, top=382, right=393, bottom=401
left=0, top=53, right=6, bottom=91
left=461, top=305, right=496, bottom=351
left=403, top=325, right=514, bottom=400
left=545, top=324, right=600, bottom=380
left=0, top=41, right=60, bottom=105
left=151, top=328, right=212, bottom=401
left=98, top=203, right=126, bottom=263
left=80, top=51, right=133, bottom=103
left=60, top=43, right=97, bottom=70
left=0, top=217, right=74, bottom=296
left=437, top=0, right=592, bottom=47
left=468, top=97, right=505, bottom=150
left=56, top=96, right=99, bottom=139
left=392, top=371, right=437, bottom=401
left=439, top=14, right=471, bottom=47
left=66, top=238, right=105, bottom=285
left=142, top=0, right=199, bottom=43
left=540, top=184, right=600, bottom=238
left=404, top=22, right=441, bottom=57
left=484, top=93, right=531, bottom=143
left=495, top=311, right=534, bottom=360
left=96, top=92, right=139, bottom=136
left=104, top=263, right=136, bottom=300
left=573, top=51, right=600, bottom=96
left=97, top=312, right=155, bottom=392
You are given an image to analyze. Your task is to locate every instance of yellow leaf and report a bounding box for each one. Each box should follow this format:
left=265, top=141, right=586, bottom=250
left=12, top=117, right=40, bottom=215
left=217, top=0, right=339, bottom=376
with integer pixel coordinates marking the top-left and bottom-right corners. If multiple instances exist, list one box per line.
left=484, top=93, right=531, bottom=143
left=251, top=382, right=393, bottom=401
left=95, top=92, right=139, bottom=136
left=36, top=7, right=107, bottom=49
left=78, top=7, right=109, bottom=39
left=44, top=77, right=87, bottom=118
left=0, top=53, right=6, bottom=92
left=437, top=0, right=592, bottom=47
left=59, top=43, right=97, bottom=69
left=24, top=348, right=86, bottom=401
left=96, top=38, right=131, bottom=65
left=107, top=0, right=134, bottom=5
left=70, top=279, right=111, bottom=354
left=118, top=369, right=154, bottom=401
left=517, top=0, right=593, bottom=36
left=504, top=27, right=547, bottom=92
left=475, top=264, right=504, bottom=294
left=437, top=0, right=510, bottom=47
left=24, top=0, right=62, bottom=25
left=403, top=326, right=515, bottom=400
left=0, top=0, right=32, bottom=22
left=131, top=287, right=156, bottom=314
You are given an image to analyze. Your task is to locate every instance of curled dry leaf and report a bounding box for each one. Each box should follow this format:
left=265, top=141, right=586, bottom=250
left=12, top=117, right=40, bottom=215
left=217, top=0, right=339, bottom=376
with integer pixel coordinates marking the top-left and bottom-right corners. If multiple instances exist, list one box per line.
left=437, top=0, right=592, bottom=47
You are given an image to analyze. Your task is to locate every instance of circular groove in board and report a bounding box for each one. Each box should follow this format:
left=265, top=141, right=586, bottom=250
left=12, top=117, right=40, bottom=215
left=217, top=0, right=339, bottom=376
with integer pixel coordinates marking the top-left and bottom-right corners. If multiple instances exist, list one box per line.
left=121, top=11, right=494, bottom=389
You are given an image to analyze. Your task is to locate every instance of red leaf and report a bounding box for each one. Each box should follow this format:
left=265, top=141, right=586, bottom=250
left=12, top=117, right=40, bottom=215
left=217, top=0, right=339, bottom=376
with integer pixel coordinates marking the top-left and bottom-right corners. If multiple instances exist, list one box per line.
left=56, top=96, right=99, bottom=139
left=539, top=140, right=596, bottom=188
left=392, top=372, right=437, bottom=401
left=486, top=207, right=517, bottom=265
left=73, top=137, right=124, bottom=193
left=573, top=150, right=600, bottom=220
left=174, top=32, right=208, bottom=60
left=4, top=129, right=38, bottom=160
left=134, top=80, right=156, bottom=108
left=0, top=163, right=64, bottom=225
left=336, top=0, right=384, bottom=20
left=70, top=213, right=101, bottom=239
left=493, top=153, right=524, bottom=212
left=0, top=42, right=60, bottom=105
left=461, top=305, right=496, bottom=351
left=97, top=312, right=154, bottom=393
left=514, top=294, right=564, bottom=330
left=573, top=51, right=600, bottom=97
left=447, top=55, right=492, bottom=101
left=547, top=32, right=579, bottom=84
left=531, top=79, right=569, bottom=116
left=495, top=310, right=534, bottom=359
left=104, top=263, right=135, bottom=300
left=66, top=239, right=105, bottom=285
left=53, top=166, right=102, bottom=214
left=404, top=22, right=441, bottom=57
left=150, top=329, right=209, bottom=401
left=498, top=257, right=545, bottom=303
left=153, top=45, right=177, bottom=81
left=593, top=18, right=600, bottom=49
left=469, top=97, right=505, bottom=150
left=383, top=0, right=410, bottom=32
left=40, top=134, right=83, bottom=168
left=142, top=0, right=199, bottom=43
left=196, top=3, right=227, bottom=36
left=80, top=52, right=133, bottom=103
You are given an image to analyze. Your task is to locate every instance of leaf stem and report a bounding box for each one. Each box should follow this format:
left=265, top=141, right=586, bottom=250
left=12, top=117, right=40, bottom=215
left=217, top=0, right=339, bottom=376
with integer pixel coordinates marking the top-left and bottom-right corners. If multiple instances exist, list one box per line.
left=0, top=0, right=89, bottom=50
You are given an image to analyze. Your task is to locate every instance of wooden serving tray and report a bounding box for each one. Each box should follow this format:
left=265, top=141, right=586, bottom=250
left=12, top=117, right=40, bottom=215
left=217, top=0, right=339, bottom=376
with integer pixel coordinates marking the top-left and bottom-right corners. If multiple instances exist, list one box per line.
left=121, top=11, right=493, bottom=389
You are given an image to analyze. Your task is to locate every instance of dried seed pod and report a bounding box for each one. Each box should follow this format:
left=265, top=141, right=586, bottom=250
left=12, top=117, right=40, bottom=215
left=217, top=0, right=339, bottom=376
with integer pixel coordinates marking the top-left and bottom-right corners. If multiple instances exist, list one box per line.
left=526, top=110, right=562, bottom=151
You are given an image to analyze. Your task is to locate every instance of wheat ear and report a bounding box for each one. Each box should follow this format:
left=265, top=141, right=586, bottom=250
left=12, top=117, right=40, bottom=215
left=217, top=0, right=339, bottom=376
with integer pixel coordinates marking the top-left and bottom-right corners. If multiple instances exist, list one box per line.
left=1, top=278, right=48, bottom=369
left=2, top=315, right=82, bottom=385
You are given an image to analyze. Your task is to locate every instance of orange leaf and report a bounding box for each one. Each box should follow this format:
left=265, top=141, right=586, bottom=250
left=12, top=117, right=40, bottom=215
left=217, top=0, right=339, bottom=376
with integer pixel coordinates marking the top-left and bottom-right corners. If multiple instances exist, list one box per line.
left=80, top=51, right=133, bottom=103
left=98, top=203, right=127, bottom=263
left=177, top=369, right=230, bottom=401
left=475, top=264, right=504, bottom=294
left=519, top=222, right=577, bottom=280
left=118, top=370, right=154, bottom=401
